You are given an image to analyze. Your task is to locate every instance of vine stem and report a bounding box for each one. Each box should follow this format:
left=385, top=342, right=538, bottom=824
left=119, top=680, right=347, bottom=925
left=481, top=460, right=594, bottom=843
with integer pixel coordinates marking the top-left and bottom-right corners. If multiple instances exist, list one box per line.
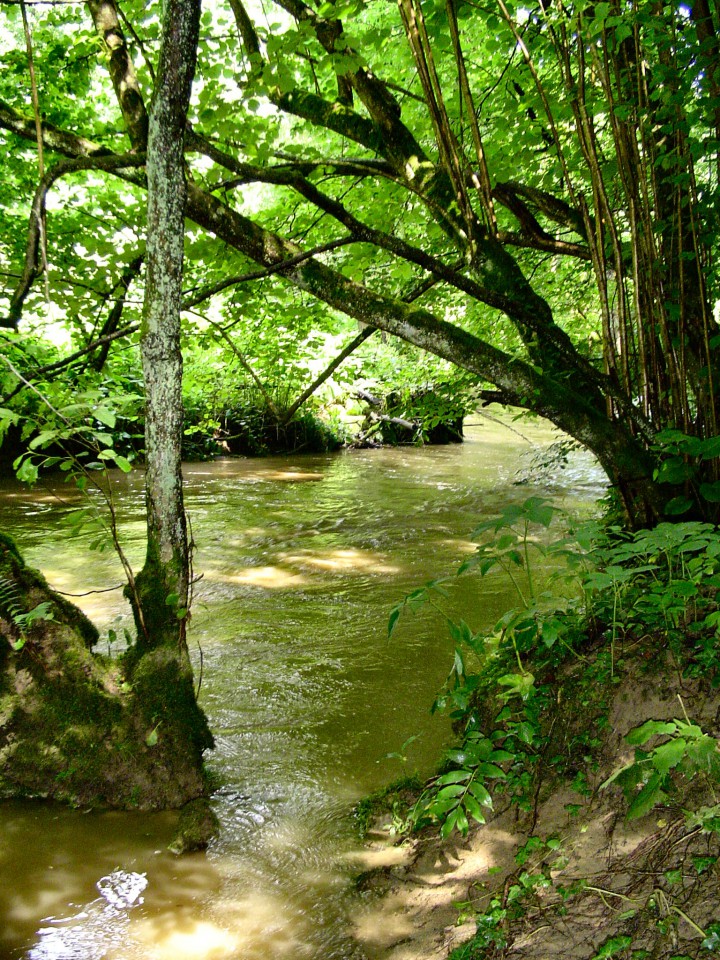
left=20, top=1, right=50, bottom=304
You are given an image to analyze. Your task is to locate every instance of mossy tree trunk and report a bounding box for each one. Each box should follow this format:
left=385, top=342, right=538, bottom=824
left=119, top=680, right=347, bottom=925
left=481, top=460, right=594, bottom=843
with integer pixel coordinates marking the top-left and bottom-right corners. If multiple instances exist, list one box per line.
left=0, top=0, right=216, bottom=808
left=0, top=534, right=208, bottom=810
left=126, top=0, right=214, bottom=786
left=131, top=0, right=200, bottom=654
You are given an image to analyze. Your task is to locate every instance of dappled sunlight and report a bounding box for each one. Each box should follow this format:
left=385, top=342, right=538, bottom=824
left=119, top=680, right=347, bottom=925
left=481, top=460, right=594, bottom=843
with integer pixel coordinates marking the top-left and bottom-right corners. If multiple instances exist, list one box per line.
left=131, top=914, right=238, bottom=960
left=352, top=889, right=416, bottom=949
left=343, top=842, right=416, bottom=872
left=281, top=548, right=401, bottom=575
left=132, top=891, right=314, bottom=960
left=440, top=537, right=477, bottom=554
left=351, top=822, right=518, bottom=958
left=224, top=566, right=309, bottom=588
left=203, top=546, right=401, bottom=588
left=254, top=469, right=325, bottom=483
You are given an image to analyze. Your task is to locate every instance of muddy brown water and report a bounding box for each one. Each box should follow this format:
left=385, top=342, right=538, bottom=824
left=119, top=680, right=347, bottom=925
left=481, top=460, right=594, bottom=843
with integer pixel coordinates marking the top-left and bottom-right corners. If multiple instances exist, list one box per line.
left=0, top=416, right=603, bottom=959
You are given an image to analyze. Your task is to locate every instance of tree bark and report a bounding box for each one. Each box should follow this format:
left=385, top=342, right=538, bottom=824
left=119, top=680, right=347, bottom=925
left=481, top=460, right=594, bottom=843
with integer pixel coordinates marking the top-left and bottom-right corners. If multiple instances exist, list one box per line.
left=130, top=0, right=201, bottom=653
left=0, top=534, right=208, bottom=811
left=123, top=0, right=214, bottom=810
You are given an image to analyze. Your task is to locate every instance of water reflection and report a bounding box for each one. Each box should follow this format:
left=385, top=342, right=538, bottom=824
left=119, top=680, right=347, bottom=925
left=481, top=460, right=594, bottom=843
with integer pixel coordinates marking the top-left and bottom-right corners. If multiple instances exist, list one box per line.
left=0, top=418, right=604, bottom=958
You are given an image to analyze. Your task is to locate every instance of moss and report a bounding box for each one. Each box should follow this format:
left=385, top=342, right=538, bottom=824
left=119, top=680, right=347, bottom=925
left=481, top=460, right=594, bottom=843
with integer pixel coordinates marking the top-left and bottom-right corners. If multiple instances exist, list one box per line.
left=129, top=646, right=213, bottom=756
left=0, top=535, right=212, bottom=811
left=0, top=533, right=22, bottom=564
left=168, top=796, right=219, bottom=854
left=0, top=535, right=98, bottom=649
left=354, top=775, right=424, bottom=837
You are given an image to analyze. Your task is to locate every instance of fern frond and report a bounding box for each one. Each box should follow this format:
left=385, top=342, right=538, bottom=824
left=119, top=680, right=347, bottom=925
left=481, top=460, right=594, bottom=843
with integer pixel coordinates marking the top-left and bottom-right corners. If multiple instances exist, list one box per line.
left=0, top=576, right=25, bottom=625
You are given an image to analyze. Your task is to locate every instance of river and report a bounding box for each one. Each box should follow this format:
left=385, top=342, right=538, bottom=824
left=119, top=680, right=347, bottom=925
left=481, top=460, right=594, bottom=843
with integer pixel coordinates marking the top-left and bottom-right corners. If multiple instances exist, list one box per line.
left=0, top=415, right=604, bottom=960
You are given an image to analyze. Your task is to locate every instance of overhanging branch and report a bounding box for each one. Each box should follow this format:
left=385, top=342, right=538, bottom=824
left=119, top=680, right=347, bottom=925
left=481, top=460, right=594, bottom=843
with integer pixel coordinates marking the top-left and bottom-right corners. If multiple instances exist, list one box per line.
left=3, top=153, right=146, bottom=328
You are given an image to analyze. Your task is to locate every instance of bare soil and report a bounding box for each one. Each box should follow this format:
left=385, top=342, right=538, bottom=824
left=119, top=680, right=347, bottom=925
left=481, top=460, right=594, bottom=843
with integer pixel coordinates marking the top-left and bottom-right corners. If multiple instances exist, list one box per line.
left=353, top=657, right=720, bottom=960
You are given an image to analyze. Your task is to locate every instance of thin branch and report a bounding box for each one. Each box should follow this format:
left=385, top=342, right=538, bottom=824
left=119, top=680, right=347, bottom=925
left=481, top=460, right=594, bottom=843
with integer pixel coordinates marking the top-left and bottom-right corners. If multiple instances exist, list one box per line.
left=20, top=1, right=50, bottom=302
left=282, top=326, right=376, bottom=422
left=90, top=254, right=144, bottom=370
left=181, top=237, right=356, bottom=308
left=0, top=98, right=112, bottom=159
left=208, top=321, right=281, bottom=418
left=4, top=153, right=145, bottom=328
left=116, top=1, right=156, bottom=86
left=0, top=323, right=139, bottom=403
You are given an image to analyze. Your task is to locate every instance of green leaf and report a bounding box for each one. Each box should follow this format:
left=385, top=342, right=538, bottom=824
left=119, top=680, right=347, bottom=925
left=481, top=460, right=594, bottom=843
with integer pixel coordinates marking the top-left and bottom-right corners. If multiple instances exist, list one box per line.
left=700, top=482, right=720, bottom=503
left=698, top=436, right=720, bottom=459
left=145, top=723, right=161, bottom=747
left=627, top=773, right=666, bottom=819
left=523, top=497, right=554, bottom=527
left=15, top=458, right=38, bottom=485
left=625, top=720, right=677, bottom=745
left=591, top=935, right=632, bottom=959
left=468, top=780, right=493, bottom=807
left=435, top=784, right=467, bottom=800
left=441, top=805, right=469, bottom=838
left=664, top=496, right=693, bottom=516
left=28, top=430, right=60, bottom=450
left=655, top=459, right=695, bottom=484
left=476, top=762, right=506, bottom=779
left=488, top=749, right=515, bottom=763
left=514, top=721, right=536, bottom=745
left=651, top=738, right=686, bottom=775
left=436, top=769, right=472, bottom=786
left=463, top=794, right=486, bottom=825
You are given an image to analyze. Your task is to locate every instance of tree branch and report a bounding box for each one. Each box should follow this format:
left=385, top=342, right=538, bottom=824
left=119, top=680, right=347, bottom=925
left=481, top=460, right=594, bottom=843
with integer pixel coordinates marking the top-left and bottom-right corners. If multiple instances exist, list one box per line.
left=0, top=98, right=654, bottom=454
left=90, top=254, right=144, bottom=370
left=181, top=236, right=356, bottom=308
left=493, top=180, right=588, bottom=240
left=3, top=153, right=146, bottom=328
left=208, top=321, right=282, bottom=419
left=0, top=98, right=112, bottom=159
left=282, top=326, right=375, bottom=423
left=86, top=0, right=149, bottom=150
left=0, top=323, right=140, bottom=404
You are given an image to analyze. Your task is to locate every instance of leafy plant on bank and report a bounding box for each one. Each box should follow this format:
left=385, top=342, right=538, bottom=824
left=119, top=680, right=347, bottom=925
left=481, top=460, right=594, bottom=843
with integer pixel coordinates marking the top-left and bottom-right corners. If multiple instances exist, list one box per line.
left=389, top=498, right=720, bottom=840
left=601, top=714, right=720, bottom=822
left=0, top=575, right=55, bottom=651
left=388, top=494, right=720, bottom=955
left=450, top=836, right=566, bottom=959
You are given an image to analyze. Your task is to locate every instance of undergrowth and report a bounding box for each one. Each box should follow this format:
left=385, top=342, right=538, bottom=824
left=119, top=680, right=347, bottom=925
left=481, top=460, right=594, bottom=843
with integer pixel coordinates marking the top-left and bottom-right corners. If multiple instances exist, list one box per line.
left=384, top=498, right=720, bottom=959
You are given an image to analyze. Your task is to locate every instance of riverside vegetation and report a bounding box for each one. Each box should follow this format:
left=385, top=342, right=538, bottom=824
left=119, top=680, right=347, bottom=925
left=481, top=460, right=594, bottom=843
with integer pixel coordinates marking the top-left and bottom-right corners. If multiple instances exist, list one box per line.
left=364, top=497, right=720, bottom=960
left=1, top=0, right=720, bottom=954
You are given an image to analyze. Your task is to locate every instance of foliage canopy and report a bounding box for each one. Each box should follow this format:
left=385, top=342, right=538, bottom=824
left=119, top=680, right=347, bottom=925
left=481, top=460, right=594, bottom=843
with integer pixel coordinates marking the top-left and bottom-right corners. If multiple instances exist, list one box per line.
left=1, top=0, right=719, bottom=524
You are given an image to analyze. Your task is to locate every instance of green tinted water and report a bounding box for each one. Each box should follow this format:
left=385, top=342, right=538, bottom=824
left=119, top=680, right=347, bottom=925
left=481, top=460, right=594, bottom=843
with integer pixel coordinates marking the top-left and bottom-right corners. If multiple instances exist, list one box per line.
left=0, top=418, right=603, bottom=959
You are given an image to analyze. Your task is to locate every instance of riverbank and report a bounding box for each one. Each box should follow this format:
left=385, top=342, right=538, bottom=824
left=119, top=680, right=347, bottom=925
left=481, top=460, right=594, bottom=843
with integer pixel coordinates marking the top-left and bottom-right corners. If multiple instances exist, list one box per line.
left=357, top=634, right=720, bottom=960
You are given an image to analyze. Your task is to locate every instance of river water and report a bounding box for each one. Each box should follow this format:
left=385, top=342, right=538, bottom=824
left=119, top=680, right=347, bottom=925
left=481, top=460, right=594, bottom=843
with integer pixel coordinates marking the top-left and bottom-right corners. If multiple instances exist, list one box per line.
left=0, top=415, right=604, bottom=960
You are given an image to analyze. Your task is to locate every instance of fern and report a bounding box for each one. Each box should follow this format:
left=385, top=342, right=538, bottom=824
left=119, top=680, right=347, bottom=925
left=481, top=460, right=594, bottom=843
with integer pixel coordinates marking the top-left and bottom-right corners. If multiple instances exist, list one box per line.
left=0, top=576, right=54, bottom=651
left=0, top=576, right=25, bottom=625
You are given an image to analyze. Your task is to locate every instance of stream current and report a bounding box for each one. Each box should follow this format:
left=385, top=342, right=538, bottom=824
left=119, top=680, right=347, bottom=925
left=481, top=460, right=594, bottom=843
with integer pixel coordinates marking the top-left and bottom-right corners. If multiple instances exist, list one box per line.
left=0, top=416, right=603, bottom=960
